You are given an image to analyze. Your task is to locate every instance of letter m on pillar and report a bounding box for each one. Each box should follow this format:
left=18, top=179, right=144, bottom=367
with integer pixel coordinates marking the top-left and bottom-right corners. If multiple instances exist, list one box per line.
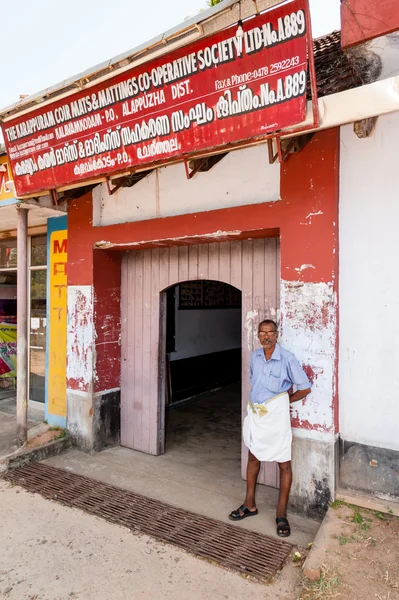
left=53, top=238, right=68, bottom=254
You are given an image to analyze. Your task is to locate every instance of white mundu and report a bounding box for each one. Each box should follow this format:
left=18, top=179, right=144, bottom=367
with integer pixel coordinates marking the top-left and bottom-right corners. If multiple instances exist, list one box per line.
left=243, top=392, right=292, bottom=462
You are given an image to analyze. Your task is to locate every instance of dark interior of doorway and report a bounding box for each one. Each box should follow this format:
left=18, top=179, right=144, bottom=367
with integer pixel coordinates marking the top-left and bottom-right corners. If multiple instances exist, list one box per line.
left=164, top=280, right=242, bottom=462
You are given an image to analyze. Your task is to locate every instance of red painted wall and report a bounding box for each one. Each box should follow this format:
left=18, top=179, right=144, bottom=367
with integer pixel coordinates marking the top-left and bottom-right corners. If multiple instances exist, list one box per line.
left=93, top=250, right=121, bottom=392
left=69, top=131, right=339, bottom=286
left=341, top=0, right=399, bottom=48
left=68, top=129, right=339, bottom=432
left=280, top=132, right=338, bottom=284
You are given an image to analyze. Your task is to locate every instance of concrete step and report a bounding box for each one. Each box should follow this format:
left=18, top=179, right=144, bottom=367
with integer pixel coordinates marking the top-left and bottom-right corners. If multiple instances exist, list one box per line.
left=335, top=486, right=399, bottom=517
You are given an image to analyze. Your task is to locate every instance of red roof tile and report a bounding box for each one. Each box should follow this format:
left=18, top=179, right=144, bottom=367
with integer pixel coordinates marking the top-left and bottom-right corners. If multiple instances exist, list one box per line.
left=309, top=30, right=365, bottom=99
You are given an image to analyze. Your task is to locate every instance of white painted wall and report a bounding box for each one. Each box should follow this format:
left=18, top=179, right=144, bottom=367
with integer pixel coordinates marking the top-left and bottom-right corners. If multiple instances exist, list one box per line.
left=281, top=280, right=336, bottom=439
left=171, top=307, right=241, bottom=361
left=169, top=285, right=241, bottom=361
left=93, top=144, right=280, bottom=227
left=66, top=285, right=94, bottom=391
left=339, top=112, right=399, bottom=452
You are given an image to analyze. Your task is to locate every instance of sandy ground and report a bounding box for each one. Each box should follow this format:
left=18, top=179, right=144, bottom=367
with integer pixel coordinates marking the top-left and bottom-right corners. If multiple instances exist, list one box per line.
left=0, top=480, right=303, bottom=600
left=25, top=428, right=64, bottom=449
left=300, top=503, right=399, bottom=600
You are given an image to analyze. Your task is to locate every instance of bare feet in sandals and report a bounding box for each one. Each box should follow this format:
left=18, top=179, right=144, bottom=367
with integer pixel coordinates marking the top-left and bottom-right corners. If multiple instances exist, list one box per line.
left=229, top=505, right=258, bottom=521
left=276, top=517, right=291, bottom=537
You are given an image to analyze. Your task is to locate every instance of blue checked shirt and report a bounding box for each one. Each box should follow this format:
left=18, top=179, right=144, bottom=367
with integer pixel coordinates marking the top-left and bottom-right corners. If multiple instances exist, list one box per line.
left=250, top=345, right=311, bottom=405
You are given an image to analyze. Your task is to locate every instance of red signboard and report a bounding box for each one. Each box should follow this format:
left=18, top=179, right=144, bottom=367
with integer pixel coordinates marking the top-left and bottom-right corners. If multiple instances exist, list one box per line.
left=2, top=0, right=308, bottom=197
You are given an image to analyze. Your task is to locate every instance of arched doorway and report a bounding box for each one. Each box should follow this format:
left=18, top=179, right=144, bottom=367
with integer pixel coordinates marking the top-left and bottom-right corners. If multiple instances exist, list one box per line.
left=161, top=280, right=242, bottom=473
left=120, top=238, right=279, bottom=487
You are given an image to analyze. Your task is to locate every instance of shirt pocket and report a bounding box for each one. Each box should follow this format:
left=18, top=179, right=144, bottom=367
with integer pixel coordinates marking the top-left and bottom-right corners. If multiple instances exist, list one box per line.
left=267, top=375, right=281, bottom=393
left=270, top=363, right=282, bottom=378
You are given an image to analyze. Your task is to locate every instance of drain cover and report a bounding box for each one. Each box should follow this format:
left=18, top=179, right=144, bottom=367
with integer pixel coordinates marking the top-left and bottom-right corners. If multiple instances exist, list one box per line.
left=5, top=463, right=292, bottom=580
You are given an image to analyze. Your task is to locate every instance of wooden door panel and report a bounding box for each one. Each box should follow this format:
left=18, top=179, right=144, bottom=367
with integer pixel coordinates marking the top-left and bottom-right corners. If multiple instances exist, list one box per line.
left=120, top=240, right=280, bottom=486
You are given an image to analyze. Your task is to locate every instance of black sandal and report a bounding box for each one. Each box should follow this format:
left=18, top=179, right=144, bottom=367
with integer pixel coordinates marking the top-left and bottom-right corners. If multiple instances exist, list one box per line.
left=229, top=505, right=258, bottom=521
left=276, top=517, right=291, bottom=537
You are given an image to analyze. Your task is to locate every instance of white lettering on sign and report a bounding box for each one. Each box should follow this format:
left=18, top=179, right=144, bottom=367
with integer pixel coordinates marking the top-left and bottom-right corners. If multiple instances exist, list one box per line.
left=55, top=114, right=102, bottom=140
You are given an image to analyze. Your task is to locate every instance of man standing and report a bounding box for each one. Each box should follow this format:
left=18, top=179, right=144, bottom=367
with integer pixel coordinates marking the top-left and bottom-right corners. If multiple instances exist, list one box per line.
left=229, top=319, right=311, bottom=537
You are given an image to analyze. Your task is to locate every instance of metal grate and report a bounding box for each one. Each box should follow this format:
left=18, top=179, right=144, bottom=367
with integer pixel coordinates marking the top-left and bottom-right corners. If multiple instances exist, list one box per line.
left=4, top=463, right=292, bottom=581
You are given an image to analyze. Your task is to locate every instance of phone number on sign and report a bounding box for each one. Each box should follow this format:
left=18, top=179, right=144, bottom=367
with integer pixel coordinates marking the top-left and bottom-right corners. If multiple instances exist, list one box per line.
left=214, top=56, right=301, bottom=91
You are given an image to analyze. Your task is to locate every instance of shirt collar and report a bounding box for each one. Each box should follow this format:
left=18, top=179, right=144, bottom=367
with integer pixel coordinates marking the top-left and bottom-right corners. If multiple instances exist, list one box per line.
left=271, top=345, right=281, bottom=360
left=257, top=345, right=281, bottom=360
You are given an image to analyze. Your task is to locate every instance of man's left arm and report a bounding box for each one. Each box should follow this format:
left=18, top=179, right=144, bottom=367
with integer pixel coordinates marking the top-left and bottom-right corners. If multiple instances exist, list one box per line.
left=288, top=387, right=311, bottom=403
left=287, top=355, right=312, bottom=403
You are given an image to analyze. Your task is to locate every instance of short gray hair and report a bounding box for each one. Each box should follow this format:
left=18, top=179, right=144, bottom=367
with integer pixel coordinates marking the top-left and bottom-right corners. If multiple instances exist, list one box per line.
left=258, top=319, right=277, bottom=332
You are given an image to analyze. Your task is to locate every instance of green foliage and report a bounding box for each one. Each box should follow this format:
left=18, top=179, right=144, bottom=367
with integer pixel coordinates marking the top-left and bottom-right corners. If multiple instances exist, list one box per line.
left=329, top=500, right=345, bottom=509
left=374, top=511, right=387, bottom=521
left=207, top=0, right=224, bottom=6
left=338, top=534, right=354, bottom=546
left=334, top=506, right=376, bottom=547
left=50, top=426, right=67, bottom=440
left=350, top=509, right=372, bottom=531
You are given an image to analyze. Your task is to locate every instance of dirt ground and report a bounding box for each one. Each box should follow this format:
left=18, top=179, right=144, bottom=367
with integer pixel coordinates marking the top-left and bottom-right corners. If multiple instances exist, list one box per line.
left=25, top=428, right=65, bottom=449
left=299, top=502, right=399, bottom=600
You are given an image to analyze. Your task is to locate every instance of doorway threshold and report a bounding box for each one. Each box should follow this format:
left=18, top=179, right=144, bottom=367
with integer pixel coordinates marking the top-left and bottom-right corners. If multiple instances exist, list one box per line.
left=167, top=386, right=223, bottom=409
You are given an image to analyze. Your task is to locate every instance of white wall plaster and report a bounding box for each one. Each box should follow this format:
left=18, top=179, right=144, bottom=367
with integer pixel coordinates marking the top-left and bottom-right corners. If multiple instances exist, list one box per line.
left=94, top=230, right=243, bottom=249
left=67, top=285, right=95, bottom=391
left=294, top=264, right=315, bottom=273
left=280, top=280, right=336, bottom=436
left=305, top=211, right=323, bottom=219
left=300, top=210, right=324, bottom=226
left=66, top=390, right=93, bottom=450
left=93, top=144, right=280, bottom=227
left=245, top=309, right=259, bottom=352
left=340, top=113, right=399, bottom=451
left=292, top=427, right=337, bottom=443
left=291, top=436, right=336, bottom=516
left=93, top=387, right=121, bottom=397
